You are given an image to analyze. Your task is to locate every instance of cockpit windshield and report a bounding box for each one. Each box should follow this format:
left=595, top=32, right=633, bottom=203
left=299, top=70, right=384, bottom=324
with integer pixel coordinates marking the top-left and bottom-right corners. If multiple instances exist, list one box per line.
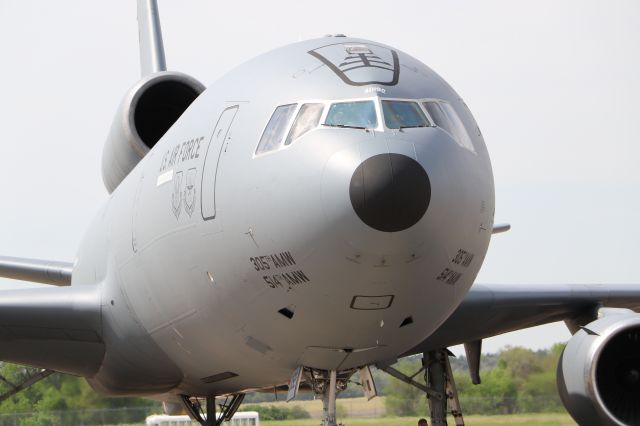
left=382, top=100, right=431, bottom=129
left=423, top=101, right=475, bottom=152
left=255, top=103, right=297, bottom=155
left=254, top=97, right=475, bottom=158
left=285, top=103, right=324, bottom=146
left=324, top=101, right=377, bottom=129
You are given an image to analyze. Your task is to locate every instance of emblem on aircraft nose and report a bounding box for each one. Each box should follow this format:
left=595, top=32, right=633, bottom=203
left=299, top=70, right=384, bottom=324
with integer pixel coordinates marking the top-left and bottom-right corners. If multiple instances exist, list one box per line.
left=349, top=154, right=430, bottom=232
left=308, top=43, right=399, bottom=87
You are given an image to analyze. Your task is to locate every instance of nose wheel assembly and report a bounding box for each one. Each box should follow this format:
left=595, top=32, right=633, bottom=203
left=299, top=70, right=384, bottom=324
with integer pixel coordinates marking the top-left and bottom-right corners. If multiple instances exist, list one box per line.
left=285, top=349, right=465, bottom=426
left=181, top=348, right=465, bottom=426
left=289, top=367, right=355, bottom=426
left=321, top=370, right=339, bottom=426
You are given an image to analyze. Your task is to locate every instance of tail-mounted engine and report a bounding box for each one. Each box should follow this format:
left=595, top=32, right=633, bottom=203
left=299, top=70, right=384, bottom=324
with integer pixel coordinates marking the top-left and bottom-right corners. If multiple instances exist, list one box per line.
left=557, top=309, right=640, bottom=426
left=101, top=71, right=205, bottom=193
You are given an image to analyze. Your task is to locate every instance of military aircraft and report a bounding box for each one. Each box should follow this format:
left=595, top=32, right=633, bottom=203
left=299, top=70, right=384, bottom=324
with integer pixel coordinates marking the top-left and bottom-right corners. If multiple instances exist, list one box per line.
left=0, top=2, right=639, bottom=426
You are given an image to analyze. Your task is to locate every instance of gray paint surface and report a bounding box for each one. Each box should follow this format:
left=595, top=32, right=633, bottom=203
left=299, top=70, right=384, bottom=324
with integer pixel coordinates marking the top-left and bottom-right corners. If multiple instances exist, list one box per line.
left=405, top=282, right=640, bottom=355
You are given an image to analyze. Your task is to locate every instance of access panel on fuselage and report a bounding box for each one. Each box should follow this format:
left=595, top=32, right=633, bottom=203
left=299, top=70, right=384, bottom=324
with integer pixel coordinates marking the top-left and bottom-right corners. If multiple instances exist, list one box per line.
left=201, top=105, right=239, bottom=220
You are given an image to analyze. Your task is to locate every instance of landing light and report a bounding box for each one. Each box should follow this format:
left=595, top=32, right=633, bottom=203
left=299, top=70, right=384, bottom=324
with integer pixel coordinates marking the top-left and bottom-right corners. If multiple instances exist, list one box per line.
left=345, top=44, right=370, bottom=54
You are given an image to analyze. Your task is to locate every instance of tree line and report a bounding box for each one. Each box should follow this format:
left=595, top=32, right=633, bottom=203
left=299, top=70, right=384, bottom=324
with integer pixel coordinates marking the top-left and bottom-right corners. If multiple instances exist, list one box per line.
left=0, top=363, right=159, bottom=425
left=383, top=343, right=566, bottom=416
left=0, top=343, right=566, bottom=424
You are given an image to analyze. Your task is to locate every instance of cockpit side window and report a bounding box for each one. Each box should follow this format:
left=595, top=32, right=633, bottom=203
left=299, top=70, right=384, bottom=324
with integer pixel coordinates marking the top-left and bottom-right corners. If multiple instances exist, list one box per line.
left=423, top=101, right=475, bottom=152
left=255, top=103, right=297, bottom=155
left=285, top=103, right=324, bottom=146
left=423, top=102, right=452, bottom=134
left=324, top=101, right=377, bottom=129
left=382, top=100, right=431, bottom=129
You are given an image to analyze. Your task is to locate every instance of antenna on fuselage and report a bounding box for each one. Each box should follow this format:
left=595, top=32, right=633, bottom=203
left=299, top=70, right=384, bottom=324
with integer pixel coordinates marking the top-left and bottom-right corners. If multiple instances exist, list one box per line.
left=137, top=0, right=167, bottom=76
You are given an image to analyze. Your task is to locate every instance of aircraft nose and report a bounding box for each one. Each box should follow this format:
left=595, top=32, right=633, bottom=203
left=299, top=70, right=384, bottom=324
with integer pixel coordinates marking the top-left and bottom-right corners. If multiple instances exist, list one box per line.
left=349, top=153, right=431, bottom=232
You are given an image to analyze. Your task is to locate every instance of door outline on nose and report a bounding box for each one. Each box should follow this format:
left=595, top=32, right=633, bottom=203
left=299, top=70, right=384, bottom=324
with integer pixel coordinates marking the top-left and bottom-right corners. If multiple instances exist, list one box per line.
left=201, top=105, right=239, bottom=220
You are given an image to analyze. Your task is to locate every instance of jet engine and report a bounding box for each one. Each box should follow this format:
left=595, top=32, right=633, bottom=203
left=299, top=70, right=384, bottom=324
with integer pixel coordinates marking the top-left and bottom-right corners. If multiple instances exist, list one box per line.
left=101, top=71, right=205, bottom=193
left=557, top=309, right=640, bottom=426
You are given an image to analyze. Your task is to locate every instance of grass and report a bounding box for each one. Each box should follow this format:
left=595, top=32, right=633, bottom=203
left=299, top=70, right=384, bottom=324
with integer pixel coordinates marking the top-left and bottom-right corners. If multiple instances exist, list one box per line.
left=244, top=396, right=385, bottom=418
left=260, top=413, right=576, bottom=426
left=105, top=413, right=576, bottom=426
left=244, top=397, right=576, bottom=425
left=127, top=396, right=577, bottom=426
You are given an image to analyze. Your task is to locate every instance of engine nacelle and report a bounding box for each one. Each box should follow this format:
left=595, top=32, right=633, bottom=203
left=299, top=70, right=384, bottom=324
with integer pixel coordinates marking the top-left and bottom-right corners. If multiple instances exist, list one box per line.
left=557, top=309, right=640, bottom=426
left=101, top=71, right=205, bottom=193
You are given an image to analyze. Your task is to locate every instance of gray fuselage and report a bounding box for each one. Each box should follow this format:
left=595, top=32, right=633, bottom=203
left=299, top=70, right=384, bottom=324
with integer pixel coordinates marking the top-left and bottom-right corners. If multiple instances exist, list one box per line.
left=72, top=37, right=495, bottom=398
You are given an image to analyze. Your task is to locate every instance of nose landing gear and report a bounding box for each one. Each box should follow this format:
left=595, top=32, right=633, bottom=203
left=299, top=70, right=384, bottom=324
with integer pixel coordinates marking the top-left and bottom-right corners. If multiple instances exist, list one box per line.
left=308, top=368, right=348, bottom=426
left=288, top=367, right=355, bottom=426
left=321, top=370, right=338, bottom=426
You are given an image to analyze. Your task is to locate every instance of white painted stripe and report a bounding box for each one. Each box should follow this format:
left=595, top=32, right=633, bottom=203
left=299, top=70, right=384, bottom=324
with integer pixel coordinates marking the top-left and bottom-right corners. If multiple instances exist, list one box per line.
left=156, top=169, right=173, bottom=186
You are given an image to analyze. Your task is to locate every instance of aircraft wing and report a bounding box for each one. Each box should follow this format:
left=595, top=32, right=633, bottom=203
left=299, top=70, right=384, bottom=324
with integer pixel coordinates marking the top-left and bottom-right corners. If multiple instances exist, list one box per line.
left=0, top=284, right=104, bottom=377
left=404, top=282, right=640, bottom=356
left=0, top=256, right=73, bottom=286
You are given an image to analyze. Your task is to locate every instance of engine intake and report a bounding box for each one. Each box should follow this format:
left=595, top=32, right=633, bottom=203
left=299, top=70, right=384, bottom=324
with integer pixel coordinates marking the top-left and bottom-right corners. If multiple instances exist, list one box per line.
left=557, top=310, right=640, bottom=426
left=102, top=71, right=205, bottom=193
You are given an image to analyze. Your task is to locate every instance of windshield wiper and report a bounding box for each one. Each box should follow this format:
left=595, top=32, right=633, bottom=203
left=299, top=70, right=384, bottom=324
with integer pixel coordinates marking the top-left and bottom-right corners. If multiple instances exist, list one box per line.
left=322, top=123, right=368, bottom=130
left=398, top=125, right=430, bottom=130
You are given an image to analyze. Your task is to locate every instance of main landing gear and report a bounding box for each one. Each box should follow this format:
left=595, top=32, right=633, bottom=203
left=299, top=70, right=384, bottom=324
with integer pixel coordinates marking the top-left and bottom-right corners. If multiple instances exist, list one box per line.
left=180, top=393, right=245, bottom=426
left=378, top=349, right=466, bottom=426
left=0, top=367, right=54, bottom=403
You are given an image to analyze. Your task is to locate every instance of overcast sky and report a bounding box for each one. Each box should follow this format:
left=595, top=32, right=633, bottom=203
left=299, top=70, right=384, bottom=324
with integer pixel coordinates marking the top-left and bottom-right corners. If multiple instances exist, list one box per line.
left=0, top=0, right=638, bottom=356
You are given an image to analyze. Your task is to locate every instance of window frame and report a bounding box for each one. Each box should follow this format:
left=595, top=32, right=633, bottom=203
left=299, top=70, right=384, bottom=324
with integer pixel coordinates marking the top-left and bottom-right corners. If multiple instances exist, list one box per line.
left=316, top=97, right=385, bottom=131
left=375, top=97, right=433, bottom=131
left=284, top=102, right=326, bottom=146
left=420, top=98, right=476, bottom=153
left=252, top=97, right=385, bottom=158
left=252, top=97, right=476, bottom=159
left=254, top=103, right=299, bottom=157
left=380, top=99, right=432, bottom=130
left=322, top=99, right=382, bottom=131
